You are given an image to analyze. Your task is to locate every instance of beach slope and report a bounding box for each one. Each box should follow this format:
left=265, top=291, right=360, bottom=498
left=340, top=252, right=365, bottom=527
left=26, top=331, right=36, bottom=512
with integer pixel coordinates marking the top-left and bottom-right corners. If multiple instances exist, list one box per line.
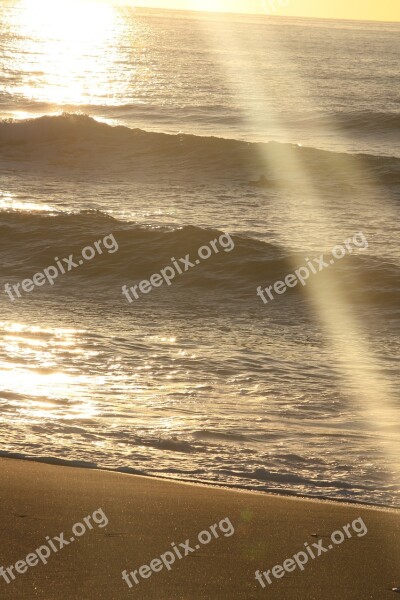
left=0, top=458, right=399, bottom=599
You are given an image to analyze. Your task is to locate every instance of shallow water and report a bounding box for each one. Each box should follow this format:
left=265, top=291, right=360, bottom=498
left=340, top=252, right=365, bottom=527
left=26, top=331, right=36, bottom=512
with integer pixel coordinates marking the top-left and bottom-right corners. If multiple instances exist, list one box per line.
left=0, top=3, right=399, bottom=506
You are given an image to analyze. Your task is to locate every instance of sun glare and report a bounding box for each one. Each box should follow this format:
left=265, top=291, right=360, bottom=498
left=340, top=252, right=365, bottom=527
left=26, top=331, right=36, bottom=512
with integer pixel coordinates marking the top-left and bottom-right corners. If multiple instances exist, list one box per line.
left=18, top=0, right=115, bottom=41
left=11, top=0, right=119, bottom=106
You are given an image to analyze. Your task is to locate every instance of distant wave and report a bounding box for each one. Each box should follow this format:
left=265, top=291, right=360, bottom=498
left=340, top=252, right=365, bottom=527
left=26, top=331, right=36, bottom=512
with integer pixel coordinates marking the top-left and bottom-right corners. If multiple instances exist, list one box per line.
left=0, top=114, right=399, bottom=185
left=0, top=210, right=398, bottom=303
left=1, top=101, right=399, bottom=135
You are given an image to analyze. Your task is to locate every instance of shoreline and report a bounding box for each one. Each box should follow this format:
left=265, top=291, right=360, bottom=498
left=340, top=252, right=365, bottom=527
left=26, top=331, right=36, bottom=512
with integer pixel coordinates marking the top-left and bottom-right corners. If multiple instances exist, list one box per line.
left=1, top=452, right=398, bottom=513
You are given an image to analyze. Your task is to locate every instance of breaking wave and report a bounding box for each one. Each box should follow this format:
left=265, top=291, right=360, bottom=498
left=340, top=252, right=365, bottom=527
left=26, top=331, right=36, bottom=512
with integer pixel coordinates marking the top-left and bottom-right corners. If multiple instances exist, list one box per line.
left=0, top=114, right=399, bottom=184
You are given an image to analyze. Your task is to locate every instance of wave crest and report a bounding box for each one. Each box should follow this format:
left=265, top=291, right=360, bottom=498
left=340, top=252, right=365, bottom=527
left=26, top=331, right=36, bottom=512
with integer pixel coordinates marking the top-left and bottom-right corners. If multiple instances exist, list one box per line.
left=0, top=210, right=398, bottom=303
left=0, top=114, right=399, bottom=185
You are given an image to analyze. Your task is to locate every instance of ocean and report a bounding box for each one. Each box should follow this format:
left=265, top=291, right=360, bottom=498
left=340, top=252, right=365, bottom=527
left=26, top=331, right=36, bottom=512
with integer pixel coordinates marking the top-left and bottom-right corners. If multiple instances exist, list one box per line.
left=0, top=2, right=399, bottom=507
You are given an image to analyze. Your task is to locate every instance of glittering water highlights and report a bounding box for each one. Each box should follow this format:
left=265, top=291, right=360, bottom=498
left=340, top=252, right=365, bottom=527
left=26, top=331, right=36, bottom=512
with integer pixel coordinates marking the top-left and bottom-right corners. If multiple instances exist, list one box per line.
left=0, top=3, right=399, bottom=507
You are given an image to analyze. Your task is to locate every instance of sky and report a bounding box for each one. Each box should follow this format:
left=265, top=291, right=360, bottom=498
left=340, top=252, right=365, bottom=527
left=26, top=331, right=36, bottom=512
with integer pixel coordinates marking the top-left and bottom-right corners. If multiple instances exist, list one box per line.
left=129, top=0, right=400, bottom=22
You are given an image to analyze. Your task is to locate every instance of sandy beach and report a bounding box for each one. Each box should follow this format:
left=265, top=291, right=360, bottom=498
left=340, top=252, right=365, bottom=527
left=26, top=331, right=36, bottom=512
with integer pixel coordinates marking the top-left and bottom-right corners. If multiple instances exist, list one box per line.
left=0, top=457, right=399, bottom=599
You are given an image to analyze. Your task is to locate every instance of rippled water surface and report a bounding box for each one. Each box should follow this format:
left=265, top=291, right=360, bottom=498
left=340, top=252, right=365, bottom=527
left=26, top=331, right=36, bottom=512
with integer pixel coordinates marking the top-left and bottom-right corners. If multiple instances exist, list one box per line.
left=0, top=2, right=399, bottom=506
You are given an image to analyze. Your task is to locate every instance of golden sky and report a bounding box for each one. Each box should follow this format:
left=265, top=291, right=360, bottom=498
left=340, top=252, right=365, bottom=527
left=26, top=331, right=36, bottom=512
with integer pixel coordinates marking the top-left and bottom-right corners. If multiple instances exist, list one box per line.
left=130, top=0, right=400, bottom=22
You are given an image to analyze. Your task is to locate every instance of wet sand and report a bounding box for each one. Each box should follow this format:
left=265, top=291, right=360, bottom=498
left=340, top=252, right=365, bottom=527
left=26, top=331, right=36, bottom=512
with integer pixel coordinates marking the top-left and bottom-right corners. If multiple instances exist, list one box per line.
left=0, top=457, right=399, bottom=599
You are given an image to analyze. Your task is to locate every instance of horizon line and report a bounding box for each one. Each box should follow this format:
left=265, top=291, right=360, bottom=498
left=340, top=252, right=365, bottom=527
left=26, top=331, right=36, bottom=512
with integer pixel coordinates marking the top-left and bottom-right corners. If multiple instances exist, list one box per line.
left=131, top=4, right=400, bottom=25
